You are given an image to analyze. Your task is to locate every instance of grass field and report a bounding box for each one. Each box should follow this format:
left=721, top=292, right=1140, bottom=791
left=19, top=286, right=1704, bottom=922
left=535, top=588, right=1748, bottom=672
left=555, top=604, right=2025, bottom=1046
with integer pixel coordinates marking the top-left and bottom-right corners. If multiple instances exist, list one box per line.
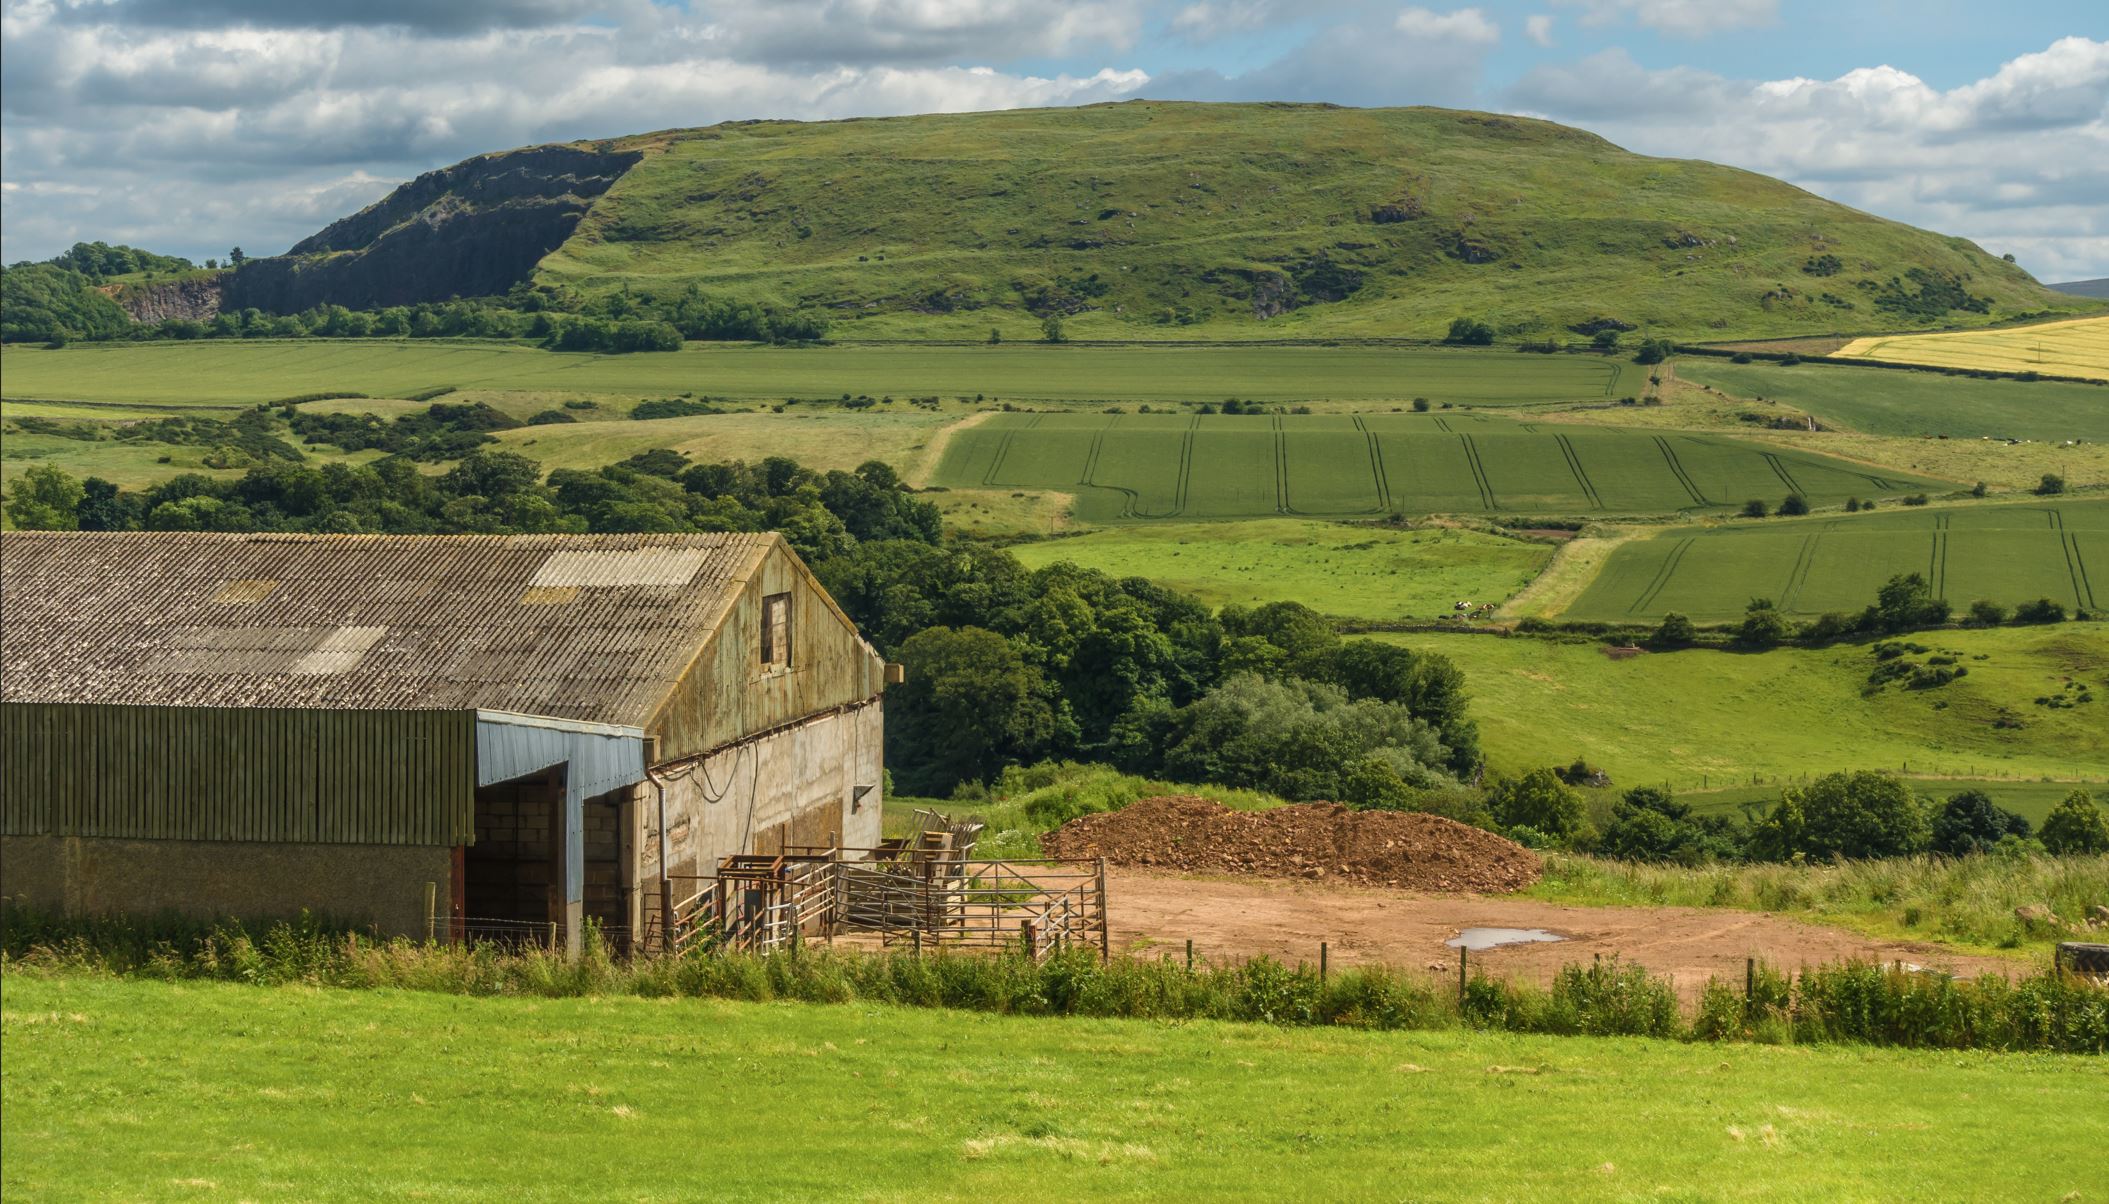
left=1371, top=624, right=2109, bottom=789
left=6, top=974, right=2103, bottom=1202
left=0, top=341, right=1640, bottom=408
left=1565, top=499, right=2109, bottom=622
left=935, top=412, right=1939, bottom=522
left=1677, top=357, right=2109, bottom=442
left=1005, top=519, right=1554, bottom=621
left=1835, top=316, right=2109, bottom=382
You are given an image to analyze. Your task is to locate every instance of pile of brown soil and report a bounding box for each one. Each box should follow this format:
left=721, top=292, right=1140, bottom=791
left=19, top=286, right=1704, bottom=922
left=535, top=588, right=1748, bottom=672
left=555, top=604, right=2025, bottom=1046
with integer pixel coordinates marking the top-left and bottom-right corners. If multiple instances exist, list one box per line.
left=1042, top=796, right=1541, bottom=893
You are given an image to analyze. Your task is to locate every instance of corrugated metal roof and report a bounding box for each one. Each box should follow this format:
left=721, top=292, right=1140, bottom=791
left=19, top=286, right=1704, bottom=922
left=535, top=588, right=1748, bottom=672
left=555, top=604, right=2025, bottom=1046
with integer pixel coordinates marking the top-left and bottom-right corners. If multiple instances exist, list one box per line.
left=1, top=531, right=776, bottom=727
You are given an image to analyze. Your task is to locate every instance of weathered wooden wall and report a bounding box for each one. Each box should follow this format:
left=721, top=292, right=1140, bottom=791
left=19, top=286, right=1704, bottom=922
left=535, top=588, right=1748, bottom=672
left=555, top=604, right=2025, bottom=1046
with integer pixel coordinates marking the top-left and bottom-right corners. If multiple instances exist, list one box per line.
left=1, top=703, right=475, bottom=845
left=647, top=541, right=885, bottom=764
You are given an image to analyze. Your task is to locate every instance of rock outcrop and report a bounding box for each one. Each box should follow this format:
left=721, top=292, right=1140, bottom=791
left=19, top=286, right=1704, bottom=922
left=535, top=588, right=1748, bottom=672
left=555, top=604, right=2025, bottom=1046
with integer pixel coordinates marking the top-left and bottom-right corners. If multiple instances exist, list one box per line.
left=224, top=143, right=642, bottom=313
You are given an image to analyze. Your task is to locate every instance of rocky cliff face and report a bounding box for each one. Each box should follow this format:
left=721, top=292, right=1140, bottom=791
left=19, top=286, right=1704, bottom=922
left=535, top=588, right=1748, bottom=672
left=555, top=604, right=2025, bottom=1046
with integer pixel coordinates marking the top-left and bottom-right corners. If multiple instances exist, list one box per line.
left=107, top=276, right=224, bottom=323
left=224, top=143, right=641, bottom=313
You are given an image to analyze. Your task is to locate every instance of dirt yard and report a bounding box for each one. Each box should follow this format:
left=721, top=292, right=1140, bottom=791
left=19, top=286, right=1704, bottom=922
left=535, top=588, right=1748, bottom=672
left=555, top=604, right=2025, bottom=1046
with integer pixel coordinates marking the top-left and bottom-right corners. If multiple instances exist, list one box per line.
left=1106, top=871, right=2019, bottom=996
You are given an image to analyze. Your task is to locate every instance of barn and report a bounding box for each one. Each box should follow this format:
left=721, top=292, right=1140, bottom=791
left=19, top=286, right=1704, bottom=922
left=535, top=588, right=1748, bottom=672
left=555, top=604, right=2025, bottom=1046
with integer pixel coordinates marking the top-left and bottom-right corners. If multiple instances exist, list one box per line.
left=0, top=531, right=890, bottom=953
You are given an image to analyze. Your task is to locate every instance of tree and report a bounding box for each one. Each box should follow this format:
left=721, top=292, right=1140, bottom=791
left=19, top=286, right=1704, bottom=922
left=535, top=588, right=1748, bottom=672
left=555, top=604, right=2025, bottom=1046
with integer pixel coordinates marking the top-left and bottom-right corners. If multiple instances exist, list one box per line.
left=2, top=465, right=84, bottom=530
left=1596, top=786, right=1740, bottom=865
left=1967, top=599, right=2008, bottom=626
left=1040, top=314, right=1067, bottom=344
left=1411, top=397, right=1430, bottom=412
left=988, top=326, right=1002, bottom=345
left=1740, top=499, right=1769, bottom=518
left=2039, top=790, right=2109, bottom=855
left=1487, top=768, right=1586, bottom=842
left=1786, top=771, right=1931, bottom=859
left=1632, top=338, right=1674, bottom=365
left=2014, top=597, right=2067, bottom=624
left=1443, top=317, right=1495, bottom=346
left=228, top=247, right=247, bottom=268
left=1930, top=790, right=2029, bottom=856
left=888, top=626, right=1059, bottom=795
left=1871, top=572, right=1949, bottom=632
left=1736, top=600, right=1789, bottom=649
left=1778, top=494, right=1809, bottom=516
left=1591, top=330, right=1621, bottom=353
left=1652, top=612, right=1696, bottom=648
left=2035, top=473, right=2066, bottom=496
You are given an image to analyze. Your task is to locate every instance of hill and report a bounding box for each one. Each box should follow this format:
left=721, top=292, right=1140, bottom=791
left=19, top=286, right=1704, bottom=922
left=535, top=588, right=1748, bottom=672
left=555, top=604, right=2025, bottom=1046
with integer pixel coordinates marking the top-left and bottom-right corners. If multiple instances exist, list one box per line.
left=2053, top=279, right=2109, bottom=299
left=219, top=101, right=2089, bottom=341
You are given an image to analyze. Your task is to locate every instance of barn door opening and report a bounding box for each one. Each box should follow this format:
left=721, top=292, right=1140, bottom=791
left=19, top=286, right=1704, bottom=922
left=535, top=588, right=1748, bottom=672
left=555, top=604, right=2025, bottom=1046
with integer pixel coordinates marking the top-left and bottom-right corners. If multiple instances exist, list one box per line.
left=463, top=765, right=567, bottom=943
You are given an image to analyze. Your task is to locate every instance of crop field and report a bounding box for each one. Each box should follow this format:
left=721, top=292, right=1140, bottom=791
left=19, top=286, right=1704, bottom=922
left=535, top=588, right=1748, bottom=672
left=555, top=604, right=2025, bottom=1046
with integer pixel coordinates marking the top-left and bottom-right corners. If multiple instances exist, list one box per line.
left=1566, top=500, right=2109, bottom=622
left=1369, top=624, right=2109, bottom=789
left=1006, top=519, right=1554, bottom=621
left=7, top=974, right=2105, bottom=1202
left=935, top=412, right=1936, bottom=522
left=1835, top=316, right=2109, bottom=382
left=0, top=341, right=1638, bottom=408
left=1677, top=357, right=2109, bottom=442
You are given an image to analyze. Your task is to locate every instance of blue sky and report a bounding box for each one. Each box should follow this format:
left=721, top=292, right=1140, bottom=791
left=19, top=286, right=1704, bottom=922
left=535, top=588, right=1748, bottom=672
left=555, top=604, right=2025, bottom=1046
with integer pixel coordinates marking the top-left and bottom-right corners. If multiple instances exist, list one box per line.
left=3, top=0, right=2104, bottom=279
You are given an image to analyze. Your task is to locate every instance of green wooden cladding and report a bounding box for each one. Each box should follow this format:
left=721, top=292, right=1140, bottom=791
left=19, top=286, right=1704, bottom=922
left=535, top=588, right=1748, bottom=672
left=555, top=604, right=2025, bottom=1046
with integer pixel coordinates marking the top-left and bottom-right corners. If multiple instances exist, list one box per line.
left=1, top=703, right=476, bottom=846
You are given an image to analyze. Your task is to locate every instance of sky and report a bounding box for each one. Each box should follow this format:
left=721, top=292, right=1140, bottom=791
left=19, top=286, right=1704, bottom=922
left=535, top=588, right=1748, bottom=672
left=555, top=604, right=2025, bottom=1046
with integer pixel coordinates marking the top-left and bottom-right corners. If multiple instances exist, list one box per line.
left=3, top=0, right=2104, bottom=280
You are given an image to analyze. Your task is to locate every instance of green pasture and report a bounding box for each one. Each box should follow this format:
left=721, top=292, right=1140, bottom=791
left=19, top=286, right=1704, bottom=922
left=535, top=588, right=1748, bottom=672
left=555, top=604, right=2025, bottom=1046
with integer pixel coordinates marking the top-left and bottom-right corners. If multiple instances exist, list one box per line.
left=1568, top=499, right=2109, bottom=622
left=1006, top=519, right=1554, bottom=621
left=1679, top=359, right=2109, bottom=442
left=935, top=412, right=1937, bottom=522
left=7, top=975, right=2103, bottom=1202
left=0, top=340, right=1636, bottom=408
left=1679, top=778, right=2101, bottom=828
left=1370, top=625, right=2109, bottom=789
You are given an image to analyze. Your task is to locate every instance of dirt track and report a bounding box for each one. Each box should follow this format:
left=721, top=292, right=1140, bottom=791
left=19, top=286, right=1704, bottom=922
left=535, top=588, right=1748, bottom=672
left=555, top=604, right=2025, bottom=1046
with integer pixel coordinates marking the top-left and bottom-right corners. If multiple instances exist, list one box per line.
left=1107, top=871, right=2019, bottom=996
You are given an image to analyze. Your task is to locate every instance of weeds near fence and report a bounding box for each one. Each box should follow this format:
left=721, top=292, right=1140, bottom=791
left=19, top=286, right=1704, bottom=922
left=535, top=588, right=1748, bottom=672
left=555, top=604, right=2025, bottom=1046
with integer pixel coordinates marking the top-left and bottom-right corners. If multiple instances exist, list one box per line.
left=1528, top=851, right=2109, bottom=951
left=4, top=903, right=2102, bottom=1053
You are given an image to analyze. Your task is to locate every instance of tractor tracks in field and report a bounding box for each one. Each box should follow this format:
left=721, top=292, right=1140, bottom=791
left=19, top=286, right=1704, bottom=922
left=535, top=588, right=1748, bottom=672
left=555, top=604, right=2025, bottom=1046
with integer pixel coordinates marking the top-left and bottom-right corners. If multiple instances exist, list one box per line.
left=1353, top=416, right=1394, bottom=513
left=1459, top=434, right=1498, bottom=510
left=1629, top=537, right=1696, bottom=615
left=1652, top=436, right=1709, bottom=507
left=2050, top=508, right=2095, bottom=610
left=1555, top=433, right=1604, bottom=509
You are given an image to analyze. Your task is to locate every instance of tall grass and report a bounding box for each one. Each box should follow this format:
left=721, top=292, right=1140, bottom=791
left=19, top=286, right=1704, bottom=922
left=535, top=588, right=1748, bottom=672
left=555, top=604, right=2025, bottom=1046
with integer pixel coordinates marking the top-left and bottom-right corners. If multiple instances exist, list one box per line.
left=1529, top=851, right=2109, bottom=950
left=909, top=760, right=1294, bottom=858
left=6, top=904, right=2101, bottom=1054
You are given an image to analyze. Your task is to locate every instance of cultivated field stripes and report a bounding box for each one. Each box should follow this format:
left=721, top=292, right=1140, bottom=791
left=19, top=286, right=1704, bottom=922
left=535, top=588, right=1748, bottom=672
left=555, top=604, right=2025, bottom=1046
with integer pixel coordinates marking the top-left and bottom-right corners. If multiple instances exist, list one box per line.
left=1568, top=500, right=2109, bottom=621
left=936, top=414, right=1939, bottom=523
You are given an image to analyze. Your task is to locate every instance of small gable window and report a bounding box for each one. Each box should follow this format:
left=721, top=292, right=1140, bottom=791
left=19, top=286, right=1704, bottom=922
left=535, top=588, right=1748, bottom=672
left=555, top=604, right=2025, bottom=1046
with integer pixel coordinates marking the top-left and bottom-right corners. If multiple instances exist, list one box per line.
left=761, top=592, right=792, bottom=670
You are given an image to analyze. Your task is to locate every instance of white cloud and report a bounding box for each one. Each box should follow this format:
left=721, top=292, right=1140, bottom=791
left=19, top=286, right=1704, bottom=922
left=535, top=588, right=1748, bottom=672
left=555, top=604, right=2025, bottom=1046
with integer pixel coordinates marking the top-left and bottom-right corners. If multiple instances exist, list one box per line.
left=1524, top=14, right=1554, bottom=47
left=1508, top=37, right=2109, bottom=278
left=1556, top=0, right=1777, bottom=38
left=1169, top=0, right=1290, bottom=42
left=0, top=0, right=1150, bottom=262
left=1394, top=6, right=1498, bottom=45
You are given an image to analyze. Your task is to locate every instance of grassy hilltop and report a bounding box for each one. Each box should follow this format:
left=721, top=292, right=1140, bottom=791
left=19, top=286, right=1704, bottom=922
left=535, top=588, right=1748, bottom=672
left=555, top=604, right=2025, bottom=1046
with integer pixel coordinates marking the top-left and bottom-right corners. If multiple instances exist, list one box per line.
left=252, top=101, right=2088, bottom=341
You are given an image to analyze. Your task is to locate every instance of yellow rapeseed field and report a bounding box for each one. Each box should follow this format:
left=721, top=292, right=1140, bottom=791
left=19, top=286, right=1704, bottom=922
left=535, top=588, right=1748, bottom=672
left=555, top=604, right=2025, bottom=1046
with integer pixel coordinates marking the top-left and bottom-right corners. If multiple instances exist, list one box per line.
left=1834, top=315, right=2109, bottom=381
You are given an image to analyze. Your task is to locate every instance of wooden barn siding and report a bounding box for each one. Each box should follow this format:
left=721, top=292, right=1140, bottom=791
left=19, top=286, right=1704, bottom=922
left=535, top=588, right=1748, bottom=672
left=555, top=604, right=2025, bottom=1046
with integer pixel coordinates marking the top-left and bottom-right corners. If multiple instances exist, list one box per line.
left=648, top=542, right=884, bottom=763
left=1, top=703, right=475, bottom=846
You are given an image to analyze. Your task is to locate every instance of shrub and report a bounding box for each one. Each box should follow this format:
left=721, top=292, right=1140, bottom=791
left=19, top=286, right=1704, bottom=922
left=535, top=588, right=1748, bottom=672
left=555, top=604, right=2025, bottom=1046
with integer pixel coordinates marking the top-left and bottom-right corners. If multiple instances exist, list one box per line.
left=1740, top=498, right=1768, bottom=518
left=1967, top=599, right=2008, bottom=626
left=1632, top=338, right=1674, bottom=365
left=1487, top=768, right=1587, bottom=843
left=2035, top=473, right=2066, bottom=496
left=1651, top=612, right=1696, bottom=648
left=1736, top=601, right=1789, bottom=650
left=1778, top=494, right=1809, bottom=516
left=2039, top=790, right=2109, bottom=855
left=2013, top=598, right=2066, bottom=624
left=1785, top=771, right=1931, bottom=860
left=1444, top=317, right=1495, bottom=346
left=1930, top=790, right=2030, bottom=856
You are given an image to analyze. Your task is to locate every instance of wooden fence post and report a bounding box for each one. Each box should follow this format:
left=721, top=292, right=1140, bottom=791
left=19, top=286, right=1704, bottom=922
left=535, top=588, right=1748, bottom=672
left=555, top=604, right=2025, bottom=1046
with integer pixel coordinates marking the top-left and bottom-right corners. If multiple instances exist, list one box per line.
left=1458, top=945, right=1468, bottom=1007
left=423, top=881, right=436, bottom=944
left=1186, top=938, right=1194, bottom=972
left=1320, top=941, right=1328, bottom=981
